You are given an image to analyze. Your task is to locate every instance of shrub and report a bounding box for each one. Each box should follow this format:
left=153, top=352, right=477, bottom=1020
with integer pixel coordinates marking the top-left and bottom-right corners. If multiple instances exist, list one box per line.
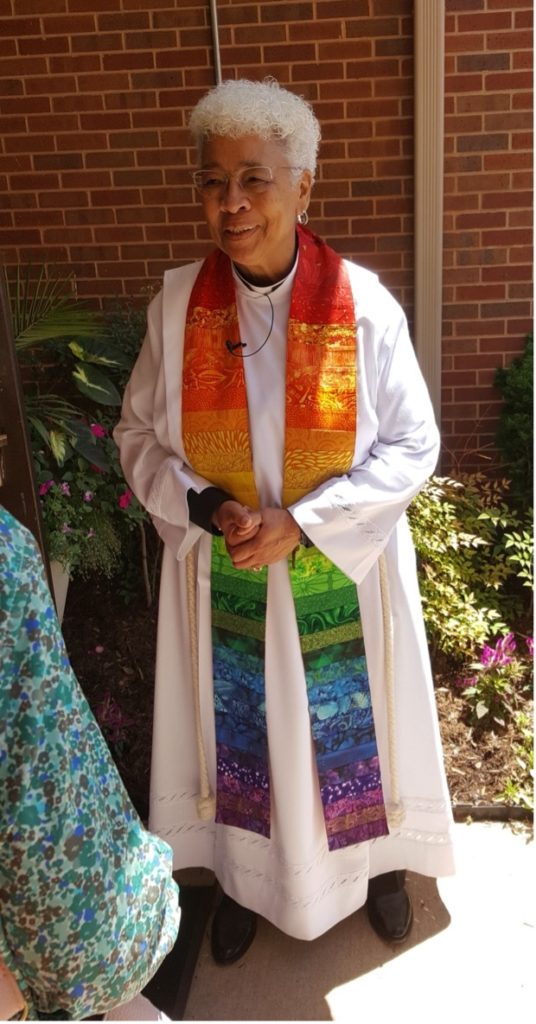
left=408, top=474, right=532, bottom=661
left=500, top=710, right=534, bottom=810
left=36, top=422, right=146, bottom=578
left=7, top=269, right=155, bottom=593
left=494, top=334, right=533, bottom=510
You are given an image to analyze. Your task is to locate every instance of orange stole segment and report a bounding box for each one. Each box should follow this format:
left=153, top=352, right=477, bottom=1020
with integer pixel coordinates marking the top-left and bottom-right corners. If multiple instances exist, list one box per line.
left=182, top=265, right=259, bottom=509
left=182, top=227, right=358, bottom=511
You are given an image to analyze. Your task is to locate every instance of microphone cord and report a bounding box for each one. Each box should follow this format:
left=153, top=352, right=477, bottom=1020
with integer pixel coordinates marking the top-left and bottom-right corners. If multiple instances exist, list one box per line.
left=226, top=291, right=274, bottom=358
left=226, top=266, right=286, bottom=358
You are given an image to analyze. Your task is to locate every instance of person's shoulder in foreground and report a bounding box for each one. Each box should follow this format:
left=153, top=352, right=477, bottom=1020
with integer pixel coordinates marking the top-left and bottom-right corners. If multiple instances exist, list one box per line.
left=0, top=504, right=180, bottom=1021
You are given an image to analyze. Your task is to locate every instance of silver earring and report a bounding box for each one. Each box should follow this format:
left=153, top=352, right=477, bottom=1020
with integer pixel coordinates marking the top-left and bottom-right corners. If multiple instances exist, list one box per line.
left=297, top=210, right=309, bottom=226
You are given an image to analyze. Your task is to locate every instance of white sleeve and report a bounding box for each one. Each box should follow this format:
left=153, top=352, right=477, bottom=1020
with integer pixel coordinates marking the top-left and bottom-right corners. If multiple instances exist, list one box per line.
left=289, top=286, right=439, bottom=585
left=113, top=286, right=212, bottom=559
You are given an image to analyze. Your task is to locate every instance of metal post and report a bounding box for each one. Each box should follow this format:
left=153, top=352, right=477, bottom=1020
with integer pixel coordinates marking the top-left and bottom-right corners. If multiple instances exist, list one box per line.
left=414, top=0, right=445, bottom=427
left=209, top=0, right=223, bottom=85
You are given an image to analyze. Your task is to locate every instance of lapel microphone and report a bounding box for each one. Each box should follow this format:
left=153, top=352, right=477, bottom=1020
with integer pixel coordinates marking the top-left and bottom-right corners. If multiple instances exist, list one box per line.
left=226, top=340, right=246, bottom=353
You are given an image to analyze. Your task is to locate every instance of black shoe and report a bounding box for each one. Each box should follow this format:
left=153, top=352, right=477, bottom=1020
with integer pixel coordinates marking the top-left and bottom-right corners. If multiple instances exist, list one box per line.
left=210, top=894, right=257, bottom=965
left=366, top=887, right=413, bottom=944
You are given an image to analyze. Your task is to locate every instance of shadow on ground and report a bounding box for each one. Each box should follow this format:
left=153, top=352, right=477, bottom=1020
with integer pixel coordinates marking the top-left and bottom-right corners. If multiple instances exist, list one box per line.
left=180, top=872, right=450, bottom=1021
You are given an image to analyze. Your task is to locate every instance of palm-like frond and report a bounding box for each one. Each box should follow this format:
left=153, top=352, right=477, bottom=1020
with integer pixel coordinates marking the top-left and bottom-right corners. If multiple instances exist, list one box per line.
left=25, top=393, right=81, bottom=424
left=4, top=265, right=102, bottom=349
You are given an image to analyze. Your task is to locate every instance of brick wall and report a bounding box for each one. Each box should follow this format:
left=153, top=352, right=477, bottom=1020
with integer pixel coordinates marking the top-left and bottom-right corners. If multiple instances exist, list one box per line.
left=0, top=0, right=532, bottom=472
left=443, top=0, right=533, bottom=473
left=0, top=0, right=414, bottom=311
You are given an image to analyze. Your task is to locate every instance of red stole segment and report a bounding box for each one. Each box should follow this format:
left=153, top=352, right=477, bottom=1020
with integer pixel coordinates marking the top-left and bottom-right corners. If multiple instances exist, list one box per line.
left=182, top=226, right=357, bottom=506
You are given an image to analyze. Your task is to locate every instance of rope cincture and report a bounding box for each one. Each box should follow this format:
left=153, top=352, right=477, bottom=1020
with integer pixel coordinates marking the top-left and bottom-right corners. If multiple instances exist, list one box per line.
left=186, top=545, right=216, bottom=821
left=378, top=551, right=405, bottom=830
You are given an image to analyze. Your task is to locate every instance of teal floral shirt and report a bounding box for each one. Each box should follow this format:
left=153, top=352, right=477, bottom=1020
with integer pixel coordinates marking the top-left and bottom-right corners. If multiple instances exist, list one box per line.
left=0, top=507, right=180, bottom=1020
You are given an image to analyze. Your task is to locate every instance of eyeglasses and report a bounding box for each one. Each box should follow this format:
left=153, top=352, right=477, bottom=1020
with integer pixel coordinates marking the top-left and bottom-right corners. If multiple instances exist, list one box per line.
left=191, top=165, right=300, bottom=198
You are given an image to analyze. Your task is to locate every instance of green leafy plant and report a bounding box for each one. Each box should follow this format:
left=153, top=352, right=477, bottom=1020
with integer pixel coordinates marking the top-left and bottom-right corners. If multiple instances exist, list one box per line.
left=494, top=334, right=533, bottom=510
left=36, top=422, right=145, bottom=578
left=4, top=266, right=129, bottom=468
left=5, top=267, right=156, bottom=592
left=8, top=264, right=102, bottom=349
left=408, top=475, right=520, bottom=660
left=503, top=520, right=534, bottom=593
left=408, top=472, right=533, bottom=662
left=499, top=710, right=534, bottom=810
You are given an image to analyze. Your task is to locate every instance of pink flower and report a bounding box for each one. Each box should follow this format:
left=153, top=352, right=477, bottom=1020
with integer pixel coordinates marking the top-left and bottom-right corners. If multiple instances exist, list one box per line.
left=455, top=676, right=477, bottom=689
left=95, top=694, right=134, bottom=744
left=61, top=522, right=72, bottom=534
left=83, top=490, right=94, bottom=502
left=39, top=479, right=54, bottom=496
left=526, top=637, right=534, bottom=657
left=480, top=645, right=495, bottom=666
left=90, top=423, right=106, bottom=438
left=480, top=633, right=517, bottom=668
left=118, top=488, right=133, bottom=510
left=60, top=482, right=71, bottom=496
left=495, top=632, right=516, bottom=665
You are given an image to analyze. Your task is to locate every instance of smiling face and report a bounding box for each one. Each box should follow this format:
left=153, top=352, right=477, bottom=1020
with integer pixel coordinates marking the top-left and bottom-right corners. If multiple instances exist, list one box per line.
left=199, top=134, right=312, bottom=285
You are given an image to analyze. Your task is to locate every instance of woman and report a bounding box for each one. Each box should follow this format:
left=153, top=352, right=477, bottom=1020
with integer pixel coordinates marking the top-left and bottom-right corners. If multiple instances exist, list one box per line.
left=115, top=78, right=455, bottom=965
left=0, top=505, right=180, bottom=1019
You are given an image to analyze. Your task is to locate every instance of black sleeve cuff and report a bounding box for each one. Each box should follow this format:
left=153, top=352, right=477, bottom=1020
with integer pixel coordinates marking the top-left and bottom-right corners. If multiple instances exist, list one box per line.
left=299, top=527, right=314, bottom=548
left=187, top=487, right=234, bottom=534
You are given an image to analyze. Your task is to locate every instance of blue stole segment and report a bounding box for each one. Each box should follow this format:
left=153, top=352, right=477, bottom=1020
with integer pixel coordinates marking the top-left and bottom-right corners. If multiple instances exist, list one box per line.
left=211, top=537, right=388, bottom=850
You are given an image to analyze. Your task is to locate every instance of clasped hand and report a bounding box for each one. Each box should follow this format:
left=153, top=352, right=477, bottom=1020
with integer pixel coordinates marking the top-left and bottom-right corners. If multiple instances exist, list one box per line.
left=213, top=501, right=300, bottom=571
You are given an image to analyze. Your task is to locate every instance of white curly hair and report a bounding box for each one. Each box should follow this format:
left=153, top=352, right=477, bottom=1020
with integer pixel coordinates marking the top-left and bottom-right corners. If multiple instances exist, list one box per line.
left=189, top=78, right=321, bottom=176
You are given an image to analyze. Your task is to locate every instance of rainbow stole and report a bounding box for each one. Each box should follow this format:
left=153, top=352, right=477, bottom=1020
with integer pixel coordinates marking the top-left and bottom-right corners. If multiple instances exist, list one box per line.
left=183, top=226, right=388, bottom=850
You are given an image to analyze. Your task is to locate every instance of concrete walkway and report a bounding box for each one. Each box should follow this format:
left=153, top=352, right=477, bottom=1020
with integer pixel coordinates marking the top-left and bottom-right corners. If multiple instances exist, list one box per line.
left=182, top=821, right=534, bottom=1022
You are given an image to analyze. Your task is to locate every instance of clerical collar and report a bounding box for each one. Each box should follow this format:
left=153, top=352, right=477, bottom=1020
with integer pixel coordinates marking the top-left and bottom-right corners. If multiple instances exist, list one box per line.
left=232, top=247, right=299, bottom=295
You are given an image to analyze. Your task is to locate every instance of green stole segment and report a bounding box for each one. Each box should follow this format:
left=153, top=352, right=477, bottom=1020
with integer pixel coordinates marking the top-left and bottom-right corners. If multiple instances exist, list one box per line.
left=184, top=227, right=389, bottom=849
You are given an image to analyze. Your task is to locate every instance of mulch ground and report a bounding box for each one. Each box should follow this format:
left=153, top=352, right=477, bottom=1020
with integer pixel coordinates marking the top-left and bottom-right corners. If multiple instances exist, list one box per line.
left=62, top=574, right=531, bottom=824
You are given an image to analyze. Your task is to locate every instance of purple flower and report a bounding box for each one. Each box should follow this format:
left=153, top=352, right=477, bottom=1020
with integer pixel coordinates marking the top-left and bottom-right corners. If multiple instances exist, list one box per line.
left=60, top=482, right=71, bottom=496
left=61, top=523, right=73, bottom=534
left=526, top=637, right=534, bottom=657
left=39, top=479, right=54, bottom=496
left=479, top=633, right=517, bottom=668
left=495, top=632, right=516, bottom=665
left=83, top=490, right=94, bottom=502
left=455, top=676, right=477, bottom=689
left=90, top=423, right=106, bottom=438
left=480, top=645, right=495, bottom=666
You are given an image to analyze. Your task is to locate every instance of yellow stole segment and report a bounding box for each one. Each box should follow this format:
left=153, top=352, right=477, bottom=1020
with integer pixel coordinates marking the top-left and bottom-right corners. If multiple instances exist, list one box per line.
left=182, top=225, right=357, bottom=506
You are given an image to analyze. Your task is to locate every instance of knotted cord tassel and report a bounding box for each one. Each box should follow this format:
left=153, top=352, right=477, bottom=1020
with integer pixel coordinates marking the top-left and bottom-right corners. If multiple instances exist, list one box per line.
left=378, top=551, right=405, bottom=830
left=185, top=545, right=216, bottom=821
